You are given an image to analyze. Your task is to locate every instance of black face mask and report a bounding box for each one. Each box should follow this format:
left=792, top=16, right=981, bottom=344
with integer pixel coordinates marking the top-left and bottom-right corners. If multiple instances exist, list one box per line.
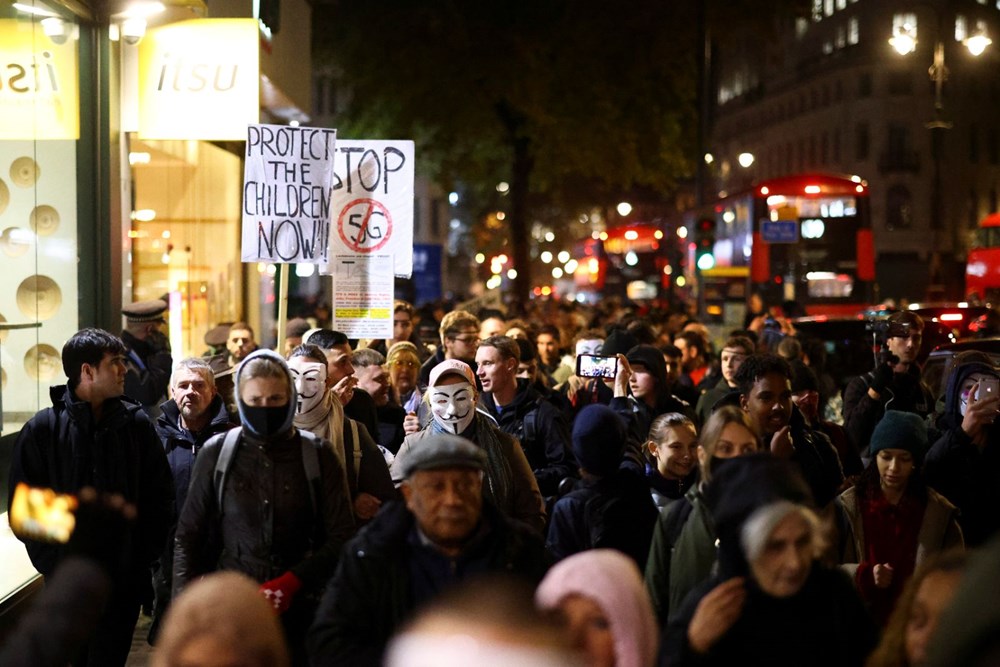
left=242, top=405, right=289, bottom=438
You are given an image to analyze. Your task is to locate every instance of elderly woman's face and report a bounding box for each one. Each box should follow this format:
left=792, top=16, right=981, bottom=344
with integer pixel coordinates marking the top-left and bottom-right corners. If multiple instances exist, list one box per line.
left=749, top=512, right=813, bottom=598
left=390, top=354, right=420, bottom=393
left=554, top=594, right=615, bottom=667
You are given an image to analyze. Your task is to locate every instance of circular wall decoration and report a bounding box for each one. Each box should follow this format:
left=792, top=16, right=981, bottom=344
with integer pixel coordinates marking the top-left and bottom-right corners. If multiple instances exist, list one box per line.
left=30, top=205, right=60, bottom=236
left=24, top=344, right=61, bottom=381
left=16, top=275, right=62, bottom=320
left=0, top=178, right=9, bottom=215
left=1, top=227, right=31, bottom=257
left=10, top=157, right=40, bottom=188
left=0, top=312, right=6, bottom=344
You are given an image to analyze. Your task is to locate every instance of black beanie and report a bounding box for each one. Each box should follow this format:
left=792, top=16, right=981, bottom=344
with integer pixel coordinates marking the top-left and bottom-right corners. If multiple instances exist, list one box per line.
left=571, top=404, right=626, bottom=476
left=789, top=360, right=819, bottom=393
left=602, top=329, right=639, bottom=357
left=626, top=344, right=668, bottom=389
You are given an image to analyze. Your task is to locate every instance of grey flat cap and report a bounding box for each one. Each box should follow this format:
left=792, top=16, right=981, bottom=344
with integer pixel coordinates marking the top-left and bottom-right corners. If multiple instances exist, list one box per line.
left=401, top=433, right=487, bottom=478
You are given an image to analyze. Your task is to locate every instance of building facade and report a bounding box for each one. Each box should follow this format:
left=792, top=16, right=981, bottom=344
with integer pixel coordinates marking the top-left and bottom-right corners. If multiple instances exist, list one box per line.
left=706, top=0, right=1000, bottom=301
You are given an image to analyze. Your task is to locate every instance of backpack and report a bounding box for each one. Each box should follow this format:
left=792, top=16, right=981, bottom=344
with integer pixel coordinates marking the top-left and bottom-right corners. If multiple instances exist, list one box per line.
left=213, top=427, right=323, bottom=514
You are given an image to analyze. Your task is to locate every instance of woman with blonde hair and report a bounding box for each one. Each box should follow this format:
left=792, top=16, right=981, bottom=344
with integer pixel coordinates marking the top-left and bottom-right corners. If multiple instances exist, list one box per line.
left=644, top=406, right=760, bottom=621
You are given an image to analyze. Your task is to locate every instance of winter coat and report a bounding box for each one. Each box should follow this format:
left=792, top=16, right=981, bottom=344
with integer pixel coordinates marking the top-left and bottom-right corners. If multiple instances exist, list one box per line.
left=695, top=378, right=736, bottom=425
left=545, top=469, right=658, bottom=569
left=835, top=485, right=964, bottom=579
left=664, top=567, right=876, bottom=667
left=925, top=360, right=1000, bottom=546
left=786, top=406, right=845, bottom=508
left=479, top=378, right=578, bottom=496
left=172, top=425, right=356, bottom=596
left=121, top=329, right=172, bottom=419
left=7, top=385, right=174, bottom=590
left=843, top=364, right=934, bottom=455
left=155, top=395, right=235, bottom=516
left=306, top=500, right=549, bottom=667
left=390, top=420, right=547, bottom=534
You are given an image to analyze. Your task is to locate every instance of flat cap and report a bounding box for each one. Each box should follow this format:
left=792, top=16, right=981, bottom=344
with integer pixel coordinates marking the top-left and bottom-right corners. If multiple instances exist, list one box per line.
left=123, top=299, right=167, bottom=323
left=401, top=433, right=486, bottom=478
left=428, top=359, right=476, bottom=388
left=204, top=323, right=232, bottom=347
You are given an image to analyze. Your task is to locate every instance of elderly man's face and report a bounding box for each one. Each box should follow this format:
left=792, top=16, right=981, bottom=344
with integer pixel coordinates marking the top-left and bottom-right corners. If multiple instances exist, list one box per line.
left=357, top=364, right=390, bottom=406
left=171, top=368, right=216, bottom=425
left=402, top=468, right=483, bottom=549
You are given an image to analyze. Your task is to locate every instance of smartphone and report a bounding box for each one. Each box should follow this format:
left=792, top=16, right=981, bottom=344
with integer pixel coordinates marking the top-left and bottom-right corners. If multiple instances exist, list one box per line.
left=978, top=376, right=1000, bottom=400
left=576, top=353, right=619, bottom=379
left=8, top=483, right=78, bottom=543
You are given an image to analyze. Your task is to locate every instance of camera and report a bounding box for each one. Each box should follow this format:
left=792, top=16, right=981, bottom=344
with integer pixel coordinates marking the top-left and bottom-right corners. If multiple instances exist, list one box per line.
left=865, top=317, right=911, bottom=341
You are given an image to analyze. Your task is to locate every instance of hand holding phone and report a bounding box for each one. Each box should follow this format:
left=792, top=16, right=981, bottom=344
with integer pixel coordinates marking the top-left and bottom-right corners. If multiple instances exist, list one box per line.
left=977, top=376, right=1000, bottom=401
left=576, top=354, right=619, bottom=379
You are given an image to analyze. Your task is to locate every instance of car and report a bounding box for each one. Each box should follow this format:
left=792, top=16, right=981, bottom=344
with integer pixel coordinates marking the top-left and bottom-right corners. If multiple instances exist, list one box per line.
left=921, top=338, right=1000, bottom=401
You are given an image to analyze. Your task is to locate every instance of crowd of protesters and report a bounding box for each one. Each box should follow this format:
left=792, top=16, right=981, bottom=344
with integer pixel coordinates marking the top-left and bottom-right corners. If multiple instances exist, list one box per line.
left=5, top=294, right=1000, bottom=667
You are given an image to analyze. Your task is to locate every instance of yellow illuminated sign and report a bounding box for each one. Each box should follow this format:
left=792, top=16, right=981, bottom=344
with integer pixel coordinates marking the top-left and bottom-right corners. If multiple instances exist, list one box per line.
left=138, top=19, right=259, bottom=141
left=0, top=19, right=80, bottom=140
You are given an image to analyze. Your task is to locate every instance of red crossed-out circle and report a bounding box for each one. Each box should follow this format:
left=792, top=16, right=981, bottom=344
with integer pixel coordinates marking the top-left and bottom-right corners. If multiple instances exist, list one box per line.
left=337, top=198, right=393, bottom=253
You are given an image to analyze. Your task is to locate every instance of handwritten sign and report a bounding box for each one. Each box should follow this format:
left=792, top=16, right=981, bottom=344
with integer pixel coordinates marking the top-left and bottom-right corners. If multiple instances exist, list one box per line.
left=324, top=140, right=414, bottom=277
left=241, top=123, right=337, bottom=263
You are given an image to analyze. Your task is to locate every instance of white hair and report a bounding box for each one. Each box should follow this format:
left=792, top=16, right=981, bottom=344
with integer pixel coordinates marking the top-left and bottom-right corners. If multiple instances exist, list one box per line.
left=170, top=357, right=215, bottom=390
left=740, top=501, right=823, bottom=564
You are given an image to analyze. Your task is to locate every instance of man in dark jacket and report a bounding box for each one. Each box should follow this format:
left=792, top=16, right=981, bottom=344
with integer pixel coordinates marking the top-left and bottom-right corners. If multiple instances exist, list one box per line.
left=843, top=311, right=934, bottom=454
left=476, top=335, right=576, bottom=496
left=7, top=328, right=175, bottom=666
left=307, top=433, right=549, bottom=666
left=149, top=357, right=235, bottom=641
left=735, top=354, right=844, bottom=508
left=121, top=299, right=173, bottom=419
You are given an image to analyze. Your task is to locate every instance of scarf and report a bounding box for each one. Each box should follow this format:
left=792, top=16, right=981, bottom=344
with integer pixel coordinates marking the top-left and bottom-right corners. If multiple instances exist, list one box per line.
left=293, top=389, right=350, bottom=489
left=431, top=412, right=515, bottom=513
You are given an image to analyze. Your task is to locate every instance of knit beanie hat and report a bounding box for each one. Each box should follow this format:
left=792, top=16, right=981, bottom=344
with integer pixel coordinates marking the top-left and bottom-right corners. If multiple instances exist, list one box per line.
left=535, top=550, right=658, bottom=667
left=572, top=404, right=625, bottom=476
left=869, top=410, right=928, bottom=463
left=603, top=328, right=639, bottom=357
left=626, top=344, right=667, bottom=389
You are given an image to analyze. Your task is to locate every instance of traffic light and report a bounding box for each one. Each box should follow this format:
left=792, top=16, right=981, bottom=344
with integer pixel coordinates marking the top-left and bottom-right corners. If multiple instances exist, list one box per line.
left=695, top=216, right=716, bottom=270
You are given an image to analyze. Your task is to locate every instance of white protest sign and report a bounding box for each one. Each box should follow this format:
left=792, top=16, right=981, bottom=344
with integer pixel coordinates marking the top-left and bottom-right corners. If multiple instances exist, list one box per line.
left=324, top=140, right=414, bottom=277
left=241, top=124, right=337, bottom=263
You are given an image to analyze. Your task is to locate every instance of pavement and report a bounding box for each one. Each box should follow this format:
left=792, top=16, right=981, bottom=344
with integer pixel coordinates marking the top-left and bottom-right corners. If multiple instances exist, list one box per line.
left=126, top=614, right=155, bottom=666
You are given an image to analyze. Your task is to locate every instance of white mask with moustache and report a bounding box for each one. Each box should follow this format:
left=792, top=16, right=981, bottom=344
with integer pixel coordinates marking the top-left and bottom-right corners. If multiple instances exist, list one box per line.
left=430, top=382, right=476, bottom=435
left=287, top=358, right=328, bottom=418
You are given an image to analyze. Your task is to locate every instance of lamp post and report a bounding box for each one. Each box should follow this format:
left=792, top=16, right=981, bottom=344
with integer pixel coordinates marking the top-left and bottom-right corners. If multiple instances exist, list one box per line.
left=889, top=11, right=991, bottom=293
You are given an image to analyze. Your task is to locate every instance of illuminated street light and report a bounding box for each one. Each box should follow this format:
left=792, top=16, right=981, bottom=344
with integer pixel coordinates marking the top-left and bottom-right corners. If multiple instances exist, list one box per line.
left=475, top=253, right=486, bottom=264
left=616, top=202, right=632, bottom=217
left=552, top=267, right=564, bottom=279
left=448, top=192, right=459, bottom=205
left=507, top=268, right=518, bottom=279
left=966, top=30, right=992, bottom=57
left=557, top=250, right=570, bottom=263
left=565, top=259, right=579, bottom=273
left=704, top=153, right=714, bottom=164
left=677, top=227, right=688, bottom=239
left=496, top=181, right=510, bottom=194
left=737, top=152, right=755, bottom=168
left=544, top=231, right=555, bottom=242
left=540, top=251, right=553, bottom=263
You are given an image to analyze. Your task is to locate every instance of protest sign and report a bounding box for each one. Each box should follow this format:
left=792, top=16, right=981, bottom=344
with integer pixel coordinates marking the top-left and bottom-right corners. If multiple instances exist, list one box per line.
left=331, top=254, right=394, bottom=339
left=325, top=140, right=414, bottom=277
left=241, top=124, right=337, bottom=263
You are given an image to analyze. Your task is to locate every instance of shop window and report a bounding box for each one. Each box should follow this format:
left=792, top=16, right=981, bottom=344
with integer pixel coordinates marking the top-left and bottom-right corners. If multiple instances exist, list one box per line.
left=886, top=185, right=913, bottom=230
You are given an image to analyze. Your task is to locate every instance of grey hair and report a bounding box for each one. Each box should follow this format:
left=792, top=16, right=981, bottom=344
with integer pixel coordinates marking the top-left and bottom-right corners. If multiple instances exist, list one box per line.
left=740, top=501, right=823, bottom=564
left=353, top=347, right=386, bottom=369
left=170, top=357, right=215, bottom=390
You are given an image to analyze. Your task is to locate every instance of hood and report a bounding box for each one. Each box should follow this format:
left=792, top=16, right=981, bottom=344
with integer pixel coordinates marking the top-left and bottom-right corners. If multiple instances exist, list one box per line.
left=234, top=349, right=297, bottom=439
left=940, top=360, right=1000, bottom=429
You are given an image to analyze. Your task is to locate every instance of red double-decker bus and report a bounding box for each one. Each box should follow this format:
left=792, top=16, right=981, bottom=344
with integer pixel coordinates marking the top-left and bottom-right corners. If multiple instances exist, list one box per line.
left=690, top=172, right=875, bottom=322
left=966, top=213, right=1000, bottom=302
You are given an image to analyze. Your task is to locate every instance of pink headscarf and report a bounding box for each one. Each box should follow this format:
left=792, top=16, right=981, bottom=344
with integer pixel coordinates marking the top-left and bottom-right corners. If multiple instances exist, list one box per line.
left=535, top=550, right=658, bottom=667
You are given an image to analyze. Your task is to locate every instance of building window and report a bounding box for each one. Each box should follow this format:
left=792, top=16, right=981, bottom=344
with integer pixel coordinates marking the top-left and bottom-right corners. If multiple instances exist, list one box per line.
left=859, top=71, right=872, bottom=97
left=956, top=15, right=968, bottom=41
left=825, top=0, right=834, bottom=16
left=893, top=13, right=918, bottom=41
left=888, top=71, right=912, bottom=95
left=812, top=0, right=823, bottom=22
left=856, top=123, right=870, bottom=160
left=887, top=185, right=914, bottom=230
left=822, top=133, right=830, bottom=164
left=836, top=26, right=846, bottom=49
left=887, top=123, right=912, bottom=156
left=848, top=17, right=859, bottom=44
left=969, top=190, right=979, bottom=229
left=837, top=0, right=847, bottom=8
left=834, top=130, right=842, bottom=162
left=971, top=124, right=981, bottom=163
left=823, top=41, right=834, bottom=54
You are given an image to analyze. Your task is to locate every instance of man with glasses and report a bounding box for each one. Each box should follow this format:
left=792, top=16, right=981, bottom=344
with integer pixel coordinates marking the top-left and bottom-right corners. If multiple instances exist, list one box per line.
left=843, top=311, right=934, bottom=456
left=418, top=309, right=482, bottom=389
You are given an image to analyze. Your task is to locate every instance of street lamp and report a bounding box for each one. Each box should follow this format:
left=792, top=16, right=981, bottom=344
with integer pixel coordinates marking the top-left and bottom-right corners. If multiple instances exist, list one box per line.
left=889, top=10, right=991, bottom=292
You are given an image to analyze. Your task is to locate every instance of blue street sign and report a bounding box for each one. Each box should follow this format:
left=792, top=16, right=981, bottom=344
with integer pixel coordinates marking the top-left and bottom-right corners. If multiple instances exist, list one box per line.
left=412, top=243, right=442, bottom=305
left=760, top=220, right=799, bottom=244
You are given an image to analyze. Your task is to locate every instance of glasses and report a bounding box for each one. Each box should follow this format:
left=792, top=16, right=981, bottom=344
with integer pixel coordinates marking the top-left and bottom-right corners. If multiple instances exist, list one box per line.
left=451, top=335, right=480, bottom=344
